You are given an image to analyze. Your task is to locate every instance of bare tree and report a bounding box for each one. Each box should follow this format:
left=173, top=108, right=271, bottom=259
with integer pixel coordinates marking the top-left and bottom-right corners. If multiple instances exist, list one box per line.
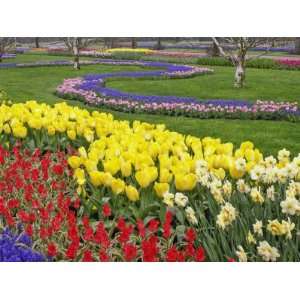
left=212, top=37, right=274, bottom=88
left=0, top=38, right=14, bottom=62
left=63, top=37, right=96, bottom=70
left=207, top=38, right=220, bottom=57
left=131, top=37, right=137, bottom=49
left=155, top=37, right=163, bottom=50
left=294, top=38, right=300, bottom=55
left=35, top=37, right=40, bottom=48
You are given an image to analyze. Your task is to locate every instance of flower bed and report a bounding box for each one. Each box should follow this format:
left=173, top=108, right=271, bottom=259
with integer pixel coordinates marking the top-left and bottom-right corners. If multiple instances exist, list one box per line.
left=197, top=56, right=300, bottom=70
left=105, top=48, right=154, bottom=55
left=1, top=53, right=16, bottom=59
left=276, top=58, right=300, bottom=67
left=0, top=59, right=116, bottom=69
left=56, top=59, right=300, bottom=121
left=0, top=101, right=300, bottom=261
left=152, top=50, right=206, bottom=58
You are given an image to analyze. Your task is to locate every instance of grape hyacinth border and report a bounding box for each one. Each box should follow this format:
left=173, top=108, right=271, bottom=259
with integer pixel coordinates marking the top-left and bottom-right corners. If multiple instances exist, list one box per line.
left=55, top=59, right=300, bottom=121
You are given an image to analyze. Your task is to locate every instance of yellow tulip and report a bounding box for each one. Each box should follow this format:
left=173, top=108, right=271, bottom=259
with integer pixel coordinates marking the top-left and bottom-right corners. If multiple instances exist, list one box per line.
left=12, top=126, right=27, bottom=138
left=67, top=129, right=76, bottom=140
left=212, top=168, right=226, bottom=180
left=28, top=118, right=42, bottom=130
left=103, top=158, right=120, bottom=176
left=175, top=173, right=197, bottom=191
left=240, top=141, right=254, bottom=151
left=3, top=123, right=11, bottom=134
left=102, top=172, right=113, bottom=187
left=47, top=125, right=56, bottom=136
left=83, top=128, right=94, bottom=143
left=229, top=165, right=245, bottom=179
left=89, top=170, right=104, bottom=187
left=74, top=168, right=86, bottom=185
left=111, top=178, right=125, bottom=195
left=136, top=166, right=158, bottom=188
left=159, top=168, right=173, bottom=183
left=246, top=161, right=256, bottom=172
left=234, top=149, right=244, bottom=158
left=121, top=161, right=132, bottom=177
left=68, top=156, right=82, bottom=169
left=125, top=185, right=139, bottom=202
left=135, top=170, right=152, bottom=188
left=78, top=147, right=88, bottom=159
left=154, top=182, right=169, bottom=198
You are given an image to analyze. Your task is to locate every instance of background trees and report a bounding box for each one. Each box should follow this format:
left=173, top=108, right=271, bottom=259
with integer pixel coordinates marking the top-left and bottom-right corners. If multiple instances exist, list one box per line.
left=0, top=38, right=14, bottom=62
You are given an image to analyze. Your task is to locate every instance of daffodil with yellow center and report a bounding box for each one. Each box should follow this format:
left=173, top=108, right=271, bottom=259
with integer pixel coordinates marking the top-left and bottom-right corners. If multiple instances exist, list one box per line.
left=267, top=219, right=285, bottom=236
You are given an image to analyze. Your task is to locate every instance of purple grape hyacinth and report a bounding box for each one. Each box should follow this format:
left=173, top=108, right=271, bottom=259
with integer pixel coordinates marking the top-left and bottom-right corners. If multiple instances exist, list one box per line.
left=56, top=59, right=299, bottom=121
left=0, top=227, right=46, bottom=262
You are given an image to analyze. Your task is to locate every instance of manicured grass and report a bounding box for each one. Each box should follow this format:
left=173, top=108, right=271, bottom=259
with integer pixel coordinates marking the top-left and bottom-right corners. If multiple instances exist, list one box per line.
left=0, top=53, right=95, bottom=64
left=0, top=65, right=146, bottom=101
left=108, top=65, right=300, bottom=103
left=0, top=63, right=299, bottom=156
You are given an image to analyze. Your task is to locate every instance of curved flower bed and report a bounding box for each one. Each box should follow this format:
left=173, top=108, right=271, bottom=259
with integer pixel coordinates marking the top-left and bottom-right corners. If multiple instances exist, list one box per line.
left=0, top=101, right=300, bottom=262
left=0, top=59, right=115, bottom=69
left=56, top=59, right=299, bottom=121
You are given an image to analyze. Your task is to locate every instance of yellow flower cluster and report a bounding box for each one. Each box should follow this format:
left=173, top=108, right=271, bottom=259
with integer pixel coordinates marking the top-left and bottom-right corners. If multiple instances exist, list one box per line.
left=105, top=48, right=153, bottom=54
left=1, top=101, right=299, bottom=202
left=1, top=100, right=300, bottom=260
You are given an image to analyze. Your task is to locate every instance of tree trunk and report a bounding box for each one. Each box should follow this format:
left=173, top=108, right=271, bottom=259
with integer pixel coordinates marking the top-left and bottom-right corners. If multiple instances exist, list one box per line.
left=35, top=37, right=40, bottom=48
left=73, top=45, right=80, bottom=70
left=110, top=38, right=116, bottom=48
left=295, top=38, right=300, bottom=54
left=234, top=60, right=246, bottom=88
left=131, top=37, right=137, bottom=49
left=207, top=40, right=220, bottom=57
left=155, top=37, right=162, bottom=50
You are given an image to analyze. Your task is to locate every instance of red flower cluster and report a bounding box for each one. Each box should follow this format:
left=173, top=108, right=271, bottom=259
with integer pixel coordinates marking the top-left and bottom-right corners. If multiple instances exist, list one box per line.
left=0, top=145, right=206, bottom=262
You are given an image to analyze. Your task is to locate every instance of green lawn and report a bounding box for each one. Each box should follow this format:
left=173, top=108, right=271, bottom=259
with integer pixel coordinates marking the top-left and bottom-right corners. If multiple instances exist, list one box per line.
left=0, top=61, right=299, bottom=156
left=0, top=53, right=95, bottom=64
left=108, top=66, right=300, bottom=103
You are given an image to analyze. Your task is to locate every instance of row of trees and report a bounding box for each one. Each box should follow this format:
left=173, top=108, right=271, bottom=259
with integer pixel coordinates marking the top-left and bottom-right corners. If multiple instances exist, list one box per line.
left=61, top=37, right=277, bottom=88
left=1, top=37, right=300, bottom=88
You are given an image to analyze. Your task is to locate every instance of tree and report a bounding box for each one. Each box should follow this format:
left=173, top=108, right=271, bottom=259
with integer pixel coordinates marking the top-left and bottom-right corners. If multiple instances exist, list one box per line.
left=207, top=38, right=220, bottom=57
left=212, top=37, right=274, bottom=88
left=155, top=37, right=163, bottom=50
left=131, top=37, right=137, bottom=49
left=63, top=37, right=96, bottom=70
left=35, top=37, right=40, bottom=48
left=0, top=38, right=14, bottom=62
left=294, top=38, right=300, bottom=55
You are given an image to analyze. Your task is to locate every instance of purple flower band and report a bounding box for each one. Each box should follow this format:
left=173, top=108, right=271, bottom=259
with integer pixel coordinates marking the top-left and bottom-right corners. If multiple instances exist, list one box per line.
left=56, top=59, right=299, bottom=121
